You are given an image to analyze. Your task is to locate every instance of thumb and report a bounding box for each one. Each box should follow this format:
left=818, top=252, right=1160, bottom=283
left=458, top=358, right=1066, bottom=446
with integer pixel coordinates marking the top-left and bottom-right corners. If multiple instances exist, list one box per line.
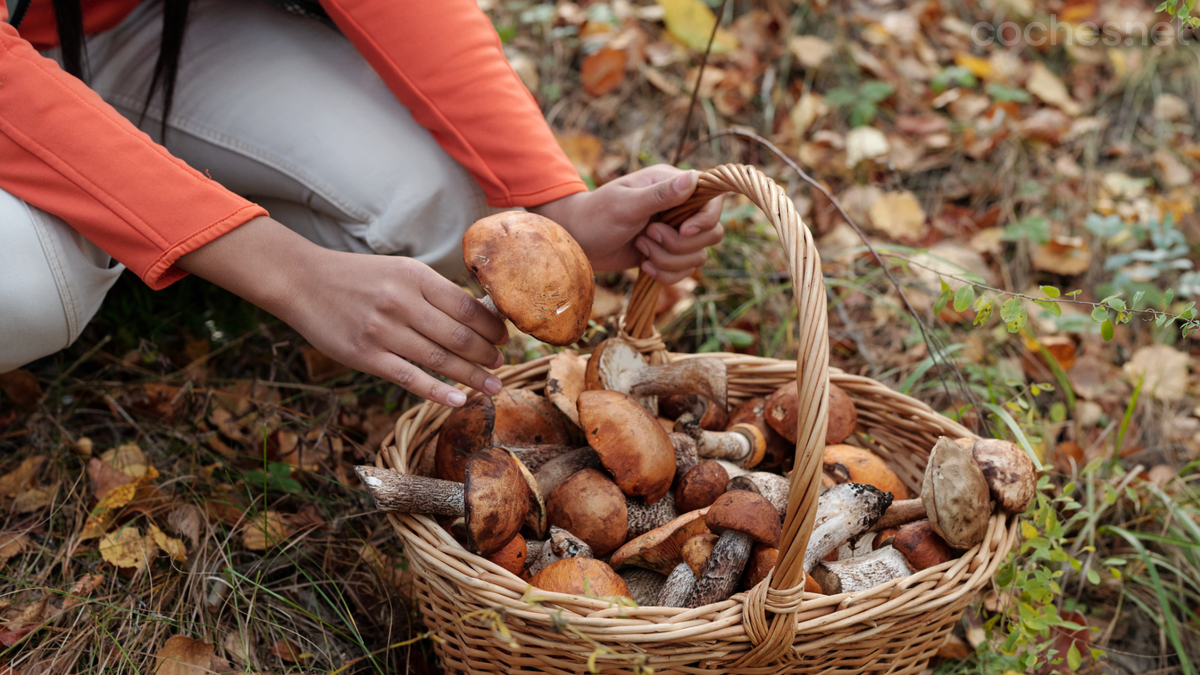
left=633, top=170, right=698, bottom=213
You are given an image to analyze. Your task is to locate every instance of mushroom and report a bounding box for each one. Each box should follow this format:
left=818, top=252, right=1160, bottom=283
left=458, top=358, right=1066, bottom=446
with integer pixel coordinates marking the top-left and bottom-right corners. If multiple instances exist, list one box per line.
left=880, top=520, right=954, bottom=571
left=922, top=437, right=991, bottom=549
left=609, top=508, right=711, bottom=575
left=355, top=447, right=529, bottom=556
left=822, top=444, right=911, bottom=500
left=527, top=525, right=593, bottom=577
left=534, top=446, right=603, bottom=499
left=661, top=394, right=728, bottom=430
left=682, top=533, right=719, bottom=578
left=586, top=338, right=728, bottom=414
left=811, top=545, right=914, bottom=594
left=486, top=534, right=529, bottom=576
left=577, top=390, right=676, bottom=504
left=684, top=491, right=781, bottom=608
left=506, top=447, right=549, bottom=538
left=725, top=472, right=789, bottom=521
left=546, top=469, right=629, bottom=557
left=803, top=483, right=892, bottom=574
left=620, top=568, right=667, bottom=606
left=727, top=397, right=793, bottom=472
left=967, top=438, right=1036, bottom=514
left=626, top=492, right=681, bottom=539
left=742, top=544, right=779, bottom=591
left=655, top=561, right=697, bottom=607
left=435, top=391, right=579, bottom=481
left=463, top=211, right=595, bottom=346
left=765, top=381, right=857, bottom=446
left=872, top=498, right=927, bottom=530
left=528, top=557, right=630, bottom=599
left=674, top=460, right=730, bottom=513
left=545, top=350, right=587, bottom=428
left=674, top=413, right=766, bottom=469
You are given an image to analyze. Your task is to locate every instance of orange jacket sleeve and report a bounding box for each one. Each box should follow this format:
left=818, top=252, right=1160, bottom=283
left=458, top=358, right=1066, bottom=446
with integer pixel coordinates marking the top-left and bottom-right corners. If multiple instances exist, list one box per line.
left=0, top=16, right=267, bottom=290
left=318, top=0, right=587, bottom=208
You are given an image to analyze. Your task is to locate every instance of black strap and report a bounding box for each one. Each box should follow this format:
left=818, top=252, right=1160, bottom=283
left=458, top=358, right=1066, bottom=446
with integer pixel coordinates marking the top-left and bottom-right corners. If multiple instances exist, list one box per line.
left=10, top=0, right=32, bottom=29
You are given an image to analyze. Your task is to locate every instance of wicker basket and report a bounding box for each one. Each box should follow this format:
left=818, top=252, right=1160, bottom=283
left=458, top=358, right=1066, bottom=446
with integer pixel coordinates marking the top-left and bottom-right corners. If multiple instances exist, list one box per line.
left=377, top=164, right=1019, bottom=674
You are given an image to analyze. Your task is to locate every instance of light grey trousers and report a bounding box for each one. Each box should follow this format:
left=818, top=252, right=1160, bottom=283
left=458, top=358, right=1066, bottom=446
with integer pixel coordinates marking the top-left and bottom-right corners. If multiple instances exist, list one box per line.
left=1, top=0, right=493, bottom=372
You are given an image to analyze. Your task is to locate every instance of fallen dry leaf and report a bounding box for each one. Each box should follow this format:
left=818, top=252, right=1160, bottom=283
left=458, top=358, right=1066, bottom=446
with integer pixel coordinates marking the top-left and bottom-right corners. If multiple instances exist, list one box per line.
left=869, top=191, right=927, bottom=241
left=937, top=633, right=972, bottom=659
left=99, top=526, right=155, bottom=572
left=301, top=347, right=352, bottom=384
left=1027, top=63, right=1082, bottom=116
left=555, top=132, right=603, bottom=179
left=788, top=35, right=833, bottom=69
left=1153, top=93, right=1188, bottom=122
left=223, top=630, right=255, bottom=666
left=13, top=483, right=57, bottom=514
left=155, top=636, right=214, bottom=675
left=358, top=543, right=414, bottom=595
left=0, top=533, right=30, bottom=568
left=657, top=0, right=739, bottom=53
left=270, top=637, right=308, bottom=664
left=590, top=285, right=624, bottom=323
left=1154, top=148, right=1193, bottom=188
left=789, top=92, right=826, bottom=139
left=581, top=47, right=627, bottom=97
left=61, top=574, right=105, bottom=610
left=167, top=503, right=205, bottom=548
left=845, top=126, right=889, bottom=168
left=1032, top=236, right=1090, bottom=276
left=149, top=523, right=188, bottom=563
left=0, top=456, right=46, bottom=498
left=242, top=512, right=292, bottom=551
left=1124, top=344, right=1192, bottom=402
left=0, top=370, right=42, bottom=411
left=506, top=50, right=538, bottom=94
left=954, top=52, right=990, bottom=79
left=100, top=443, right=149, bottom=479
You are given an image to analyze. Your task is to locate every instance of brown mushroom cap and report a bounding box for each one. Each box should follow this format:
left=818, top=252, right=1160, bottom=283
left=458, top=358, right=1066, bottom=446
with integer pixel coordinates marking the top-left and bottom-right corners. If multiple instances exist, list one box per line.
left=742, top=545, right=779, bottom=590
left=826, top=383, right=858, bottom=444
left=764, top=381, right=800, bottom=443
left=682, top=533, right=719, bottom=577
left=727, top=397, right=793, bottom=472
left=662, top=394, right=728, bottom=431
left=435, top=391, right=575, bottom=482
left=609, top=507, right=711, bottom=575
left=463, top=211, right=595, bottom=346
left=674, top=460, right=730, bottom=513
left=546, top=468, right=628, bottom=557
left=891, top=520, right=954, bottom=571
left=545, top=350, right=587, bottom=428
left=922, top=437, right=991, bottom=549
left=705, top=491, right=781, bottom=547
left=577, top=390, right=676, bottom=504
left=435, top=396, right=494, bottom=482
left=486, top=534, right=528, bottom=576
left=529, top=557, right=631, bottom=598
left=463, top=447, right=531, bottom=556
left=970, top=438, right=1037, bottom=514
left=823, top=444, right=911, bottom=499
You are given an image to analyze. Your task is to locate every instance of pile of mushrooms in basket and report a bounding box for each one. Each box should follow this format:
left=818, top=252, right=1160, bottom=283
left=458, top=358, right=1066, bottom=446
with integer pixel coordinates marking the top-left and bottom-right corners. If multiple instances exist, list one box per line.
left=354, top=211, right=1038, bottom=607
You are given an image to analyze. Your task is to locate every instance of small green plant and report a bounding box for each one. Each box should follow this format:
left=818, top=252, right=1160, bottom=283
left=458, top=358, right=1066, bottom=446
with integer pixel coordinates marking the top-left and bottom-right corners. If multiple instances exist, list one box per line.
left=244, top=460, right=303, bottom=494
left=824, top=80, right=894, bottom=127
left=1156, top=0, right=1200, bottom=29
left=1086, top=212, right=1194, bottom=308
left=931, top=66, right=977, bottom=94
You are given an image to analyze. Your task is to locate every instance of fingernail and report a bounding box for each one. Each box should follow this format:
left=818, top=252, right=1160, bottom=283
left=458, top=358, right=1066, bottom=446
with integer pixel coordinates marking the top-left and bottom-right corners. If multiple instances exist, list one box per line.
left=673, top=171, right=696, bottom=193
left=447, top=389, right=467, bottom=407
left=636, top=239, right=650, bottom=257
left=484, top=376, right=502, bottom=395
left=492, top=351, right=505, bottom=369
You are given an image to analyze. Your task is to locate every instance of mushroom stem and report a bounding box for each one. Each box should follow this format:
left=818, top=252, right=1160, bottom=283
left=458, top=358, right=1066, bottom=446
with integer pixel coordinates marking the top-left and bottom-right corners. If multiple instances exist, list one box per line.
left=872, top=498, right=927, bottom=530
left=726, top=472, right=789, bottom=521
left=811, top=545, right=914, bottom=594
left=684, top=530, right=753, bottom=608
left=627, top=358, right=728, bottom=412
left=626, top=492, right=680, bottom=539
left=675, top=414, right=764, bottom=468
left=527, top=526, right=593, bottom=577
left=478, top=294, right=505, bottom=321
left=656, top=562, right=697, bottom=607
left=355, top=467, right=465, bottom=517
left=621, top=568, right=667, bottom=606
left=803, top=483, right=892, bottom=573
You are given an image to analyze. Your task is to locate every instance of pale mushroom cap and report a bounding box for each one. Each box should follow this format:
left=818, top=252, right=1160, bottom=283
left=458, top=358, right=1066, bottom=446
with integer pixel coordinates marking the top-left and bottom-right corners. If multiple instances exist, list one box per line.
left=921, top=437, right=991, bottom=549
left=546, top=468, right=628, bottom=557
left=577, top=390, right=676, bottom=504
left=971, top=438, right=1036, bottom=513
left=529, top=557, right=631, bottom=598
left=463, top=447, right=530, bottom=556
left=682, top=533, right=719, bottom=577
left=463, top=211, right=595, bottom=346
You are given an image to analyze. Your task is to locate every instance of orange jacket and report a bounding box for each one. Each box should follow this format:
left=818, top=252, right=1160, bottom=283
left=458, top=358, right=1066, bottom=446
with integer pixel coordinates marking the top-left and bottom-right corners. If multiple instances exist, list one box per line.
left=0, top=0, right=586, bottom=289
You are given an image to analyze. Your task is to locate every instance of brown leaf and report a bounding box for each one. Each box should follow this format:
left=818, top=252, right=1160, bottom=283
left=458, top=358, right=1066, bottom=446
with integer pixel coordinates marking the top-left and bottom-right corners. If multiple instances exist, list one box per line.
left=62, top=574, right=105, bottom=610
left=554, top=132, right=603, bottom=179
left=269, top=637, right=308, bottom=664
left=13, top=483, right=57, bottom=514
left=149, top=523, right=188, bottom=563
left=0, top=456, right=46, bottom=498
left=0, top=370, right=42, bottom=411
left=869, top=191, right=927, bottom=241
left=168, top=503, right=205, bottom=548
left=658, top=0, right=738, bottom=53
left=301, top=347, right=353, bottom=384
left=1027, top=63, right=1082, bottom=116
left=1124, top=344, right=1192, bottom=402
left=1154, top=149, right=1193, bottom=188
left=99, top=526, right=155, bottom=571
left=787, top=35, right=833, bottom=69
left=1031, top=236, right=1090, bottom=276
left=580, top=47, right=627, bottom=97
left=155, top=636, right=215, bottom=675
left=895, top=114, right=949, bottom=137
left=242, top=512, right=292, bottom=551
left=0, top=626, right=36, bottom=647
left=100, top=443, right=149, bottom=479
left=937, top=633, right=972, bottom=659
left=87, top=458, right=134, bottom=502
left=0, top=534, right=30, bottom=568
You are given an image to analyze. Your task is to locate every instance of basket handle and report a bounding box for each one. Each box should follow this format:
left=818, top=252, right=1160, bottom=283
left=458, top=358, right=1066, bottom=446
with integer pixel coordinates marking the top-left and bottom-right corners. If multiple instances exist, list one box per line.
left=624, top=165, right=828, bottom=654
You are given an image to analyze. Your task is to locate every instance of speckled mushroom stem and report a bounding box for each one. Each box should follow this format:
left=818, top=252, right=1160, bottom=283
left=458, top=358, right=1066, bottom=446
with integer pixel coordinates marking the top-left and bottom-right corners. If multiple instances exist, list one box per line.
left=803, top=483, right=892, bottom=573
left=626, top=492, right=680, bottom=539
left=355, top=466, right=464, bottom=517
left=811, top=545, right=915, bottom=594
left=626, top=358, right=728, bottom=412
left=621, top=568, right=667, bottom=606
left=527, top=526, right=593, bottom=578
left=656, top=562, right=697, bottom=607
left=684, top=530, right=753, bottom=608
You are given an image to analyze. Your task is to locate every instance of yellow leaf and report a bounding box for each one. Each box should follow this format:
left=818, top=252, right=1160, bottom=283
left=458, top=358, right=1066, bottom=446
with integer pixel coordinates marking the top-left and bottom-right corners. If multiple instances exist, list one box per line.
left=100, top=443, right=148, bottom=479
left=154, top=636, right=214, bottom=675
left=868, top=191, right=927, bottom=241
left=149, top=523, right=188, bottom=563
left=0, top=456, right=47, bottom=498
left=0, top=532, right=31, bottom=568
left=99, top=526, right=155, bottom=571
left=13, top=483, right=58, bottom=513
left=657, top=0, right=738, bottom=53
left=1022, top=521, right=1038, bottom=539
left=954, top=53, right=991, bottom=79
left=1027, top=63, right=1081, bottom=116
left=242, top=511, right=292, bottom=551
left=96, top=482, right=137, bottom=512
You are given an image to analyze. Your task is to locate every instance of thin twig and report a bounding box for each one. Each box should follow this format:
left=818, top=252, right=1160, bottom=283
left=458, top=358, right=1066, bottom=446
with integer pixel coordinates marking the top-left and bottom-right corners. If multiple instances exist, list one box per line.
left=671, top=0, right=729, bottom=165
left=688, top=127, right=992, bottom=436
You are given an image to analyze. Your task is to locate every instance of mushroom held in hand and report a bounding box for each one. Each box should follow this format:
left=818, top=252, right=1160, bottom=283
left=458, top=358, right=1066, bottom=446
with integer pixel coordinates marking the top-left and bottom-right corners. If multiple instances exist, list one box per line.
left=355, top=447, right=529, bottom=556
left=684, top=490, right=781, bottom=608
left=463, top=211, right=595, bottom=346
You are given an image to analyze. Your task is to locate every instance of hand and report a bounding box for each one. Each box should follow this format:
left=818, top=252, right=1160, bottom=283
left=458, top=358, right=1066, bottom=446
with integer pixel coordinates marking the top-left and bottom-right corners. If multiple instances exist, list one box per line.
left=178, top=216, right=509, bottom=408
left=529, top=165, right=724, bottom=285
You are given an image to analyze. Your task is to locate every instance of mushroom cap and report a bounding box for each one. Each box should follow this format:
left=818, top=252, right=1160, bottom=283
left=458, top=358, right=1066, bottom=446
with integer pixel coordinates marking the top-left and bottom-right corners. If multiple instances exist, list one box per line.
left=463, top=447, right=531, bottom=556
left=486, top=534, right=528, bottom=576
left=682, top=533, right=719, bottom=577
left=662, top=394, right=728, bottom=431
left=891, top=519, right=954, bottom=571
left=577, top=390, right=676, bottom=504
left=463, top=211, right=595, bottom=346
left=823, top=444, right=911, bottom=499
left=764, top=381, right=799, bottom=443
left=705, top=490, right=781, bottom=547
left=742, top=545, right=779, bottom=590
left=586, top=338, right=648, bottom=394
left=609, top=507, right=711, bottom=575
left=826, top=383, right=858, bottom=445
left=921, top=437, right=991, bottom=549
left=545, top=350, right=587, bottom=428
left=435, top=395, right=495, bottom=482
left=970, top=438, right=1036, bottom=514
left=529, top=557, right=631, bottom=598
left=674, top=460, right=730, bottom=513
left=436, top=391, right=575, bottom=482
left=546, top=468, right=628, bottom=557
left=727, top=397, right=793, bottom=472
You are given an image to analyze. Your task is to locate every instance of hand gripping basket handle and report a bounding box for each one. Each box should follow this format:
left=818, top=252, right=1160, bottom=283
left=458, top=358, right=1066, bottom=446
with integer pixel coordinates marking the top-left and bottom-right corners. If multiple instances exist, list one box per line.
left=625, top=165, right=828, bottom=662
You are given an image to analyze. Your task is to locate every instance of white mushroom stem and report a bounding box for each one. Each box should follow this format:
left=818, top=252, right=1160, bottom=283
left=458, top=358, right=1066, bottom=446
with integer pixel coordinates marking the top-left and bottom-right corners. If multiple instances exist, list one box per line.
left=715, top=460, right=750, bottom=479
left=684, top=530, right=753, bottom=608
left=355, top=466, right=464, bottom=517
left=656, top=562, right=697, bottom=607
left=675, top=414, right=756, bottom=466
left=803, top=483, right=892, bottom=573
left=726, top=472, right=789, bottom=521
left=621, top=568, right=667, bottom=606
left=811, top=545, right=914, bottom=594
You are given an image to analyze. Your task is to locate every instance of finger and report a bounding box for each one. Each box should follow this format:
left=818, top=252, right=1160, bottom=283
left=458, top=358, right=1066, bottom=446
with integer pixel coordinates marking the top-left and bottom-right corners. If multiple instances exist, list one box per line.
left=623, top=170, right=699, bottom=216
left=609, top=163, right=683, bottom=189
left=678, top=195, right=726, bottom=237
left=636, top=236, right=708, bottom=279
left=411, top=298, right=506, bottom=370
left=640, top=259, right=692, bottom=286
left=388, top=329, right=505, bottom=399
left=643, top=220, right=724, bottom=255
left=419, top=272, right=509, bottom=346
left=368, top=352, right=472, bottom=407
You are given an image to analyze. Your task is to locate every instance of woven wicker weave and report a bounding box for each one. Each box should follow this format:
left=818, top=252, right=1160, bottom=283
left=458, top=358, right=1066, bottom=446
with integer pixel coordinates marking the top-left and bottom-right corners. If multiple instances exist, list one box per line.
left=377, top=164, right=1019, bottom=674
